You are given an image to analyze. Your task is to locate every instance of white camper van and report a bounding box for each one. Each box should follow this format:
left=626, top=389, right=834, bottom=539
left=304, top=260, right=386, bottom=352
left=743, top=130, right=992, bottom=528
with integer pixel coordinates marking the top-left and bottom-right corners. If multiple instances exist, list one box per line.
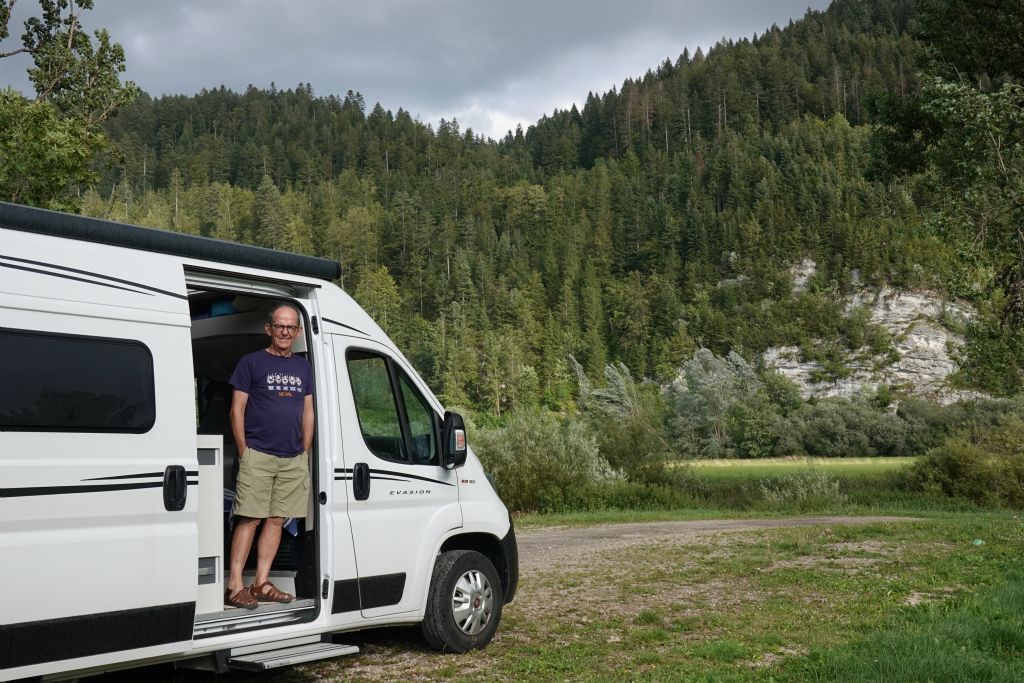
left=0, top=202, right=518, bottom=680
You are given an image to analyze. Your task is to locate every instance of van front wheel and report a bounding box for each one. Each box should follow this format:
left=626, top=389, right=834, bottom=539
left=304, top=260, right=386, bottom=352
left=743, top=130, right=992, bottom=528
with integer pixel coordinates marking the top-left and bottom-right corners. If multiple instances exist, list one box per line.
left=421, top=549, right=503, bottom=652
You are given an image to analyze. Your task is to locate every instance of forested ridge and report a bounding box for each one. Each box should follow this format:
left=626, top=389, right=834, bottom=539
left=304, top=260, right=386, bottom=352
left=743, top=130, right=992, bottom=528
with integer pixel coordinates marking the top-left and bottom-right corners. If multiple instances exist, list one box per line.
left=3, top=0, right=1023, bottom=515
left=81, top=0, right=1019, bottom=420
left=1, top=0, right=1021, bottom=507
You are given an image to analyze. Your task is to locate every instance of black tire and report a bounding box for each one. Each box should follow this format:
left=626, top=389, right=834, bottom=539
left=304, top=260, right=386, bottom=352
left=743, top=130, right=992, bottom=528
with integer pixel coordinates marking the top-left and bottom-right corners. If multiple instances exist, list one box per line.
left=421, top=549, right=504, bottom=653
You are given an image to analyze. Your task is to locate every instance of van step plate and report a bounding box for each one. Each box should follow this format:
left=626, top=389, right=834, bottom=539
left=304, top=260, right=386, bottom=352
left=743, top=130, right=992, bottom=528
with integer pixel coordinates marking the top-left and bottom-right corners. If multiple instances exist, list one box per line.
left=227, top=642, right=359, bottom=671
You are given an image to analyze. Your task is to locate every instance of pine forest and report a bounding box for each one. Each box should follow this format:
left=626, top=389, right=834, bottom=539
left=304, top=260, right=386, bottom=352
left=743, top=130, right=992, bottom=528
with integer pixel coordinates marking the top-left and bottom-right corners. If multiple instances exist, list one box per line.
left=4, top=0, right=1024, bottom=509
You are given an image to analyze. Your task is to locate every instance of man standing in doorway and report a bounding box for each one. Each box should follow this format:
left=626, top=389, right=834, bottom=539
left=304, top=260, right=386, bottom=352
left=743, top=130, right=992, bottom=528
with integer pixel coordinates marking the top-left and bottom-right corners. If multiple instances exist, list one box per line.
left=225, top=302, right=315, bottom=609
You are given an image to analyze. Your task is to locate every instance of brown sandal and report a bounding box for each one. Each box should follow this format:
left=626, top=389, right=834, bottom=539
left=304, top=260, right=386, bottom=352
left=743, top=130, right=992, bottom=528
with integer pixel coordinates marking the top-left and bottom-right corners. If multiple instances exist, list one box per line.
left=250, top=580, right=294, bottom=603
left=225, top=587, right=258, bottom=609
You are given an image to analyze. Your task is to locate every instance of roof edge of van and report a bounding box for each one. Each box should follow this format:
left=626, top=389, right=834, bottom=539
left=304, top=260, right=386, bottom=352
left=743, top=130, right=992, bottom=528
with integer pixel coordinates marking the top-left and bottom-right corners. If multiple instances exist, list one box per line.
left=0, top=201, right=342, bottom=282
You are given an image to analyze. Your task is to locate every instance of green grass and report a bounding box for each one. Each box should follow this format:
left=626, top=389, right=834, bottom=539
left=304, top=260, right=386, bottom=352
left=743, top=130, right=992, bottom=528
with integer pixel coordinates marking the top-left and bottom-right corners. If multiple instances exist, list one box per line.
left=687, top=456, right=917, bottom=479
left=294, top=454, right=1018, bottom=681
left=305, top=511, right=1024, bottom=682
left=778, top=567, right=1024, bottom=681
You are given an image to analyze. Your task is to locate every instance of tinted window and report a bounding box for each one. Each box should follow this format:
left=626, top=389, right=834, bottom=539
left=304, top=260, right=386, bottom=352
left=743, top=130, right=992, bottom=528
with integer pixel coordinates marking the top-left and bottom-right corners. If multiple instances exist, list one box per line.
left=399, top=372, right=437, bottom=465
left=0, top=328, right=155, bottom=432
left=347, top=353, right=406, bottom=461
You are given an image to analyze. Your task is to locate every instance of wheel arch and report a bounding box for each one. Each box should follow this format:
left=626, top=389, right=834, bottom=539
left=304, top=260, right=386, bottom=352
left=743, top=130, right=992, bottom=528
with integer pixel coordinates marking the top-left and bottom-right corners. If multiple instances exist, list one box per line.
left=439, top=527, right=518, bottom=604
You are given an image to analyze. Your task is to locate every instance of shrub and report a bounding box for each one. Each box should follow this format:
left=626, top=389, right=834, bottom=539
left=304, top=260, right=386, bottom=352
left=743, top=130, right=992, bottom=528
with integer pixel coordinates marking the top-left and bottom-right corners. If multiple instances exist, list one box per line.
left=790, top=398, right=909, bottom=456
left=575, top=360, right=675, bottom=484
left=757, top=469, right=847, bottom=510
left=760, top=368, right=804, bottom=416
left=899, top=396, right=1024, bottom=455
left=542, top=478, right=703, bottom=512
left=472, top=410, right=619, bottom=513
left=665, top=348, right=764, bottom=458
left=903, top=416, right=1024, bottom=508
left=726, top=394, right=790, bottom=458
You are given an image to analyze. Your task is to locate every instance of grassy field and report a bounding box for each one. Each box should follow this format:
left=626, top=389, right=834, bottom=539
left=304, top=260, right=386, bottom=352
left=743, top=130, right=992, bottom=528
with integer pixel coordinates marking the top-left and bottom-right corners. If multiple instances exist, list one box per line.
left=124, top=457, right=1019, bottom=682
left=303, top=511, right=1023, bottom=682
left=686, top=456, right=917, bottom=479
left=298, top=459, right=1014, bottom=680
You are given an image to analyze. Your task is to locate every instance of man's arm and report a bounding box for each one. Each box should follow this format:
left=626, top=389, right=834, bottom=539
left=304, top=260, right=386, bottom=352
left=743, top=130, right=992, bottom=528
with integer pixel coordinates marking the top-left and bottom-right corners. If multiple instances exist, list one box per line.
left=302, top=394, right=314, bottom=454
left=230, top=390, right=249, bottom=455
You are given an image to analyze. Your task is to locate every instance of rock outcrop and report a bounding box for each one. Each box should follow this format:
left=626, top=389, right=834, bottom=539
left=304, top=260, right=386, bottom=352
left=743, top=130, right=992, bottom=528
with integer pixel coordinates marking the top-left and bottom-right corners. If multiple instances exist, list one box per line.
left=762, top=262, right=985, bottom=404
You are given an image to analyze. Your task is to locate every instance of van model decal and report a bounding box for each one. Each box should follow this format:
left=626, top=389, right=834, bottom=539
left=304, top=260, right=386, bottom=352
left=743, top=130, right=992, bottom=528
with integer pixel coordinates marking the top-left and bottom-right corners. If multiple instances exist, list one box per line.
left=0, top=471, right=198, bottom=498
left=0, top=254, right=186, bottom=299
left=333, top=467, right=454, bottom=487
left=320, top=316, right=368, bottom=336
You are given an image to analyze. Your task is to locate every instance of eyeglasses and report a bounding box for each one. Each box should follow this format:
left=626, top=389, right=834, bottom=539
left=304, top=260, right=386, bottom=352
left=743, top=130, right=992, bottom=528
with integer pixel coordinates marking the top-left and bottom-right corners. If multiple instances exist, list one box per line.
left=269, top=324, right=300, bottom=334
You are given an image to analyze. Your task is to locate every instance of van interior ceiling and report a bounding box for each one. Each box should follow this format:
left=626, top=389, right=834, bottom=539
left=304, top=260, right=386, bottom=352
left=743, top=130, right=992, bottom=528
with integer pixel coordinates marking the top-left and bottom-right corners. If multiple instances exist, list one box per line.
left=189, top=290, right=318, bottom=616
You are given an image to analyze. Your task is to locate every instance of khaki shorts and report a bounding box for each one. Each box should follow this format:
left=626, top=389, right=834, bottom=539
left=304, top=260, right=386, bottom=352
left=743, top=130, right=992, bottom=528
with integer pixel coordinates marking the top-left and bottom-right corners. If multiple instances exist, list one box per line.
left=234, top=448, right=309, bottom=519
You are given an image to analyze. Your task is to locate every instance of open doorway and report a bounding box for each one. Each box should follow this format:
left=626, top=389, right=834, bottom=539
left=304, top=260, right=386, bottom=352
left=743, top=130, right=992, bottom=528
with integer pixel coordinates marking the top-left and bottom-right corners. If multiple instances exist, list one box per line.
left=188, top=289, right=320, bottom=631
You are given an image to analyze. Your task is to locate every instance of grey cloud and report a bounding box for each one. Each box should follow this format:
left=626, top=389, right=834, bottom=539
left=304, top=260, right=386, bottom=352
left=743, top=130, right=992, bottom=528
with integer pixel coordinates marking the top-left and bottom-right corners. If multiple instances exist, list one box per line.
left=1, top=1, right=830, bottom=138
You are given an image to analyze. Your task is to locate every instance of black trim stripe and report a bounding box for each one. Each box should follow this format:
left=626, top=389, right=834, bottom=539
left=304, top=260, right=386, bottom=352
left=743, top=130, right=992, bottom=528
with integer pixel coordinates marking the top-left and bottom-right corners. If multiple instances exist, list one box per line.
left=83, top=472, right=163, bottom=481
left=360, top=573, right=406, bottom=609
left=332, top=468, right=454, bottom=487
left=0, top=260, right=146, bottom=296
left=0, top=482, right=165, bottom=497
left=371, top=468, right=455, bottom=487
left=321, top=317, right=368, bottom=336
left=0, top=601, right=194, bottom=669
left=0, top=253, right=186, bottom=299
left=1, top=481, right=200, bottom=497
left=331, top=573, right=406, bottom=614
left=332, top=578, right=360, bottom=613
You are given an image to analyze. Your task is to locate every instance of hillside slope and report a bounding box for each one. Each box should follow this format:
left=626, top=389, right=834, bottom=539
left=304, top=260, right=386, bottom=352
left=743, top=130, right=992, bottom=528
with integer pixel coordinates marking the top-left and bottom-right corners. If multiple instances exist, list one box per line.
left=91, top=0, right=1012, bottom=413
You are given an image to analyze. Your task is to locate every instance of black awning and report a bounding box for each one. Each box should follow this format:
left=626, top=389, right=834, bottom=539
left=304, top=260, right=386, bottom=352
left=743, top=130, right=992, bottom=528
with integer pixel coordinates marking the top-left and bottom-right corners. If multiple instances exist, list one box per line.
left=0, top=202, right=341, bottom=282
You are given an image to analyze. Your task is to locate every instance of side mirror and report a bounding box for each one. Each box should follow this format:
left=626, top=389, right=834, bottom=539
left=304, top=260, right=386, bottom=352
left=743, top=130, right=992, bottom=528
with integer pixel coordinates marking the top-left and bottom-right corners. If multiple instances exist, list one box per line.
left=442, top=411, right=468, bottom=470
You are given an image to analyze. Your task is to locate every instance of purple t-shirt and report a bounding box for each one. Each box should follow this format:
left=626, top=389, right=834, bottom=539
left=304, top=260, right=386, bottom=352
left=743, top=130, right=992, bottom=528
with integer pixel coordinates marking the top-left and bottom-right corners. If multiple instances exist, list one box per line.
left=229, top=350, right=314, bottom=457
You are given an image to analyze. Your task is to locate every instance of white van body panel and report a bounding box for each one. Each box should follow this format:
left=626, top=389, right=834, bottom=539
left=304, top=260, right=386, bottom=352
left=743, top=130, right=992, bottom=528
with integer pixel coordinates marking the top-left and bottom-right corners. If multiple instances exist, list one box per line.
left=1, top=230, right=199, bottom=678
left=1, top=229, right=188, bottom=314
left=0, top=204, right=515, bottom=682
left=449, top=450, right=514, bottom=538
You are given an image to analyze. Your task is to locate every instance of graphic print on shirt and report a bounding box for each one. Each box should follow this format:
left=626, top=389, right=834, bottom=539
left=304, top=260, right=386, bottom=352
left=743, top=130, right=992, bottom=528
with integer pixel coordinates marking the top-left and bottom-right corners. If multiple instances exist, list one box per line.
left=266, top=373, right=306, bottom=396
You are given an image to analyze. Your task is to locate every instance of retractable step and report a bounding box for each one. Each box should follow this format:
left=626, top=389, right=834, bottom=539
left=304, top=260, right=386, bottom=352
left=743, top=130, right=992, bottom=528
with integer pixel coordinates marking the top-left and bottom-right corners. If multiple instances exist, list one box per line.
left=227, top=639, right=359, bottom=671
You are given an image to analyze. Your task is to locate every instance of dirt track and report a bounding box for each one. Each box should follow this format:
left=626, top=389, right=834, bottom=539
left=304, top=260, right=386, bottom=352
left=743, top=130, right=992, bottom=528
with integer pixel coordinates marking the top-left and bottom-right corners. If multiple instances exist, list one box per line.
left=516, top=515, right=919, bottom=572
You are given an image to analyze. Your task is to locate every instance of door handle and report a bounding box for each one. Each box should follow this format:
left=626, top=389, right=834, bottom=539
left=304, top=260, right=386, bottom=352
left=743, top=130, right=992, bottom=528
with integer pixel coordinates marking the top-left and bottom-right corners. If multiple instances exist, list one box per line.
left=353, top=462, right=370, bottom=501
left=163, top=465, right=187, bottom=511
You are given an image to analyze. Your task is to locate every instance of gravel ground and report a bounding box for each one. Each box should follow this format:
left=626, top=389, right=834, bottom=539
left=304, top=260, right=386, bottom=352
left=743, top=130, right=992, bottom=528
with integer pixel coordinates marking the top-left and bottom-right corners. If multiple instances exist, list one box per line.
left=100, top=515, right=918, bottom=682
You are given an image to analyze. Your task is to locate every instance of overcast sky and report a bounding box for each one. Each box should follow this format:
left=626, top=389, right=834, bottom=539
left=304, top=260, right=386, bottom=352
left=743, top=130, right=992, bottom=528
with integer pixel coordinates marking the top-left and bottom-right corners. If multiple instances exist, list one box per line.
left=1, top=1, right=831, bottom=140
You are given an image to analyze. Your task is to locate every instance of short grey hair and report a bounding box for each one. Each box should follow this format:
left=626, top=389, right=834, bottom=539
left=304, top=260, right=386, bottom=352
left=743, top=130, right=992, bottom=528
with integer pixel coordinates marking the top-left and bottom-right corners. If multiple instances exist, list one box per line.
left=266, top=302, right=301, bottom=325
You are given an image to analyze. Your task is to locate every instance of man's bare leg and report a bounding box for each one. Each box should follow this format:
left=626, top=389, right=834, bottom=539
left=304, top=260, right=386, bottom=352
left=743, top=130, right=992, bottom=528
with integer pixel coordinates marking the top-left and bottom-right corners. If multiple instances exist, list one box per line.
left=254, top=516, right=285, bottom=586
left=228, top=516, right=262, bottom=594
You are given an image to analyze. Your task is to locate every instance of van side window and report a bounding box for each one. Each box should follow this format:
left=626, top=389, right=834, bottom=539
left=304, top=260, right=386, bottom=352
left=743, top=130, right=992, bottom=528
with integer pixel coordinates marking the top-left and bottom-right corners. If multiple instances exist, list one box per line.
left=0, top=328, right=155, bottom=433
left=346, top=350, right=439, bottom=466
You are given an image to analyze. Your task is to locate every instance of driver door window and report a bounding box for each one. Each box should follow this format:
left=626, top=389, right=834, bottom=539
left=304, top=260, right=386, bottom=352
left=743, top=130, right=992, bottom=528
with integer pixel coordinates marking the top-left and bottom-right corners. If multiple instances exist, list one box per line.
left=347, top=350, right=438, bottom=466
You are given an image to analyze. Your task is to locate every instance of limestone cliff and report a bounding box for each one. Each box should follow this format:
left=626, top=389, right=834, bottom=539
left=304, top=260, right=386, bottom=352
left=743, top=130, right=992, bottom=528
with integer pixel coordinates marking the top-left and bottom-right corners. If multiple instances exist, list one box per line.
left=762, top=262, right=985, bottom=404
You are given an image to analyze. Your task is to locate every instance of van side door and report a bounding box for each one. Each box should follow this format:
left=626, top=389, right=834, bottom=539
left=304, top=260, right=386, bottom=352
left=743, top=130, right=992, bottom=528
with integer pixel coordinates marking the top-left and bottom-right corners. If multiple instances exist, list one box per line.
left=330, top=339, right=461, bottom=619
